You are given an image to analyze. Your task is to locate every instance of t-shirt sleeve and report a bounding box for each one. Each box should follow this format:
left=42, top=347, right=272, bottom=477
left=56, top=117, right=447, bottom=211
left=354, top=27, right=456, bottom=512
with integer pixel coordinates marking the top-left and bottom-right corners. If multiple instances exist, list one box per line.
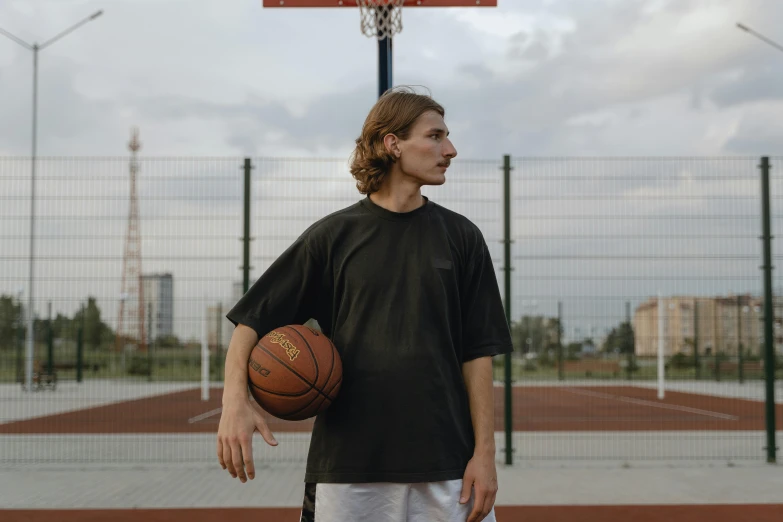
left=226, top=233, right=323, bottom=339
left=460, top=234, right=514, bottom=362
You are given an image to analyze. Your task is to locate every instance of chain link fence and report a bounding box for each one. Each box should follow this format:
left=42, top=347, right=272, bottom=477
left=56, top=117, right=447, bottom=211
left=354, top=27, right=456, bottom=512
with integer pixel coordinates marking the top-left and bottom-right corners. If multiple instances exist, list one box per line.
left=0, top=155, right=780, bottom=464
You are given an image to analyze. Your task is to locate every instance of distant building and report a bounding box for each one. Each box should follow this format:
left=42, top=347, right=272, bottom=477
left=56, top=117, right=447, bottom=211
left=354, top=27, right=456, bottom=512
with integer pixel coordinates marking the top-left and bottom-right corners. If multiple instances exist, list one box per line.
left=142, top=273, right=173, bottom=341
left=632, top=294, right=772, bottom=357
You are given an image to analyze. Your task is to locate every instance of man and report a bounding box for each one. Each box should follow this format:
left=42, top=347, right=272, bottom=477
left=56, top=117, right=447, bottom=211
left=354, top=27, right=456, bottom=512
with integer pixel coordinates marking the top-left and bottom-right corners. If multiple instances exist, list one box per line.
left=217, top=86, right=513, bottom=522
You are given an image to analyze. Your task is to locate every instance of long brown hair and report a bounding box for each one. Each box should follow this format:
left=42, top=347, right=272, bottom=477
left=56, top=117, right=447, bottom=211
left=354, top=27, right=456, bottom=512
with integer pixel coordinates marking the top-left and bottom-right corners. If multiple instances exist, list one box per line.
left=349, top=86, right=445, bottom=195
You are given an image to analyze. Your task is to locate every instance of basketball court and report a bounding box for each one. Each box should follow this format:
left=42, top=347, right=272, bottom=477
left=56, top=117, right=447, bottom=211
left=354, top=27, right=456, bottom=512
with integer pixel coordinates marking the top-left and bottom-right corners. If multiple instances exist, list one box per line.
left=2, top=382, right=780, bottom=435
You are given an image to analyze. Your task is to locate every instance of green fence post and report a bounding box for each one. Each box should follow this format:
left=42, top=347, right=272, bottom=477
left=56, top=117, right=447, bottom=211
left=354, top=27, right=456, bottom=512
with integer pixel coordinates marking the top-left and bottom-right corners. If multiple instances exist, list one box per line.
left=625, top=301, right=633, bottom=381
left=694, top=299, right=701, bottom=380
left=216, top=301, right=223, bottom=381
left=714, top=347, right=721, bottom=382
left=502, top=154, right=513, bottom=466
left=15, top=305, right=24, bottom=383
left=760, top=156, right=777, bottom=464
left=738, top=295, right=744, bottom=384
left=46, top=302, right=53, bottom=377
left=242, top=158, right=254, bottom=295
left=147, top=303, right=153, bottom=382
left=76, top=316, right=84, bottom=383
left=557, top=301, right=564, bottom=381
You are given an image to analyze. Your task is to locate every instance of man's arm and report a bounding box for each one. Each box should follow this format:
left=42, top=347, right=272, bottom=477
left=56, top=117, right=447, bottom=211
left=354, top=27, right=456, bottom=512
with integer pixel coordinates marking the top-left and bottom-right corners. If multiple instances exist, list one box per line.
left=217, top=324, right=278, bottom=483
left=222, top=324, right=258, bottom=403
left=460, top=355, right=498, bottom=522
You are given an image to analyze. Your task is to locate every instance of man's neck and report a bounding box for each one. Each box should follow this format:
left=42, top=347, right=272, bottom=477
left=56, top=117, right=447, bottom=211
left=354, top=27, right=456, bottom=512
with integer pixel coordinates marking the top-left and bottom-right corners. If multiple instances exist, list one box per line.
left=368, top=179, right=425, bottom=214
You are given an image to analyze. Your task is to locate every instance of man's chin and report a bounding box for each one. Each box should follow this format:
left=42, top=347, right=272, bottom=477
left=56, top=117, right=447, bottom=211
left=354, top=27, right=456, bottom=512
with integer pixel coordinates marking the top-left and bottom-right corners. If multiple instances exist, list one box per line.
left=424, top=174, right=447, bottom=186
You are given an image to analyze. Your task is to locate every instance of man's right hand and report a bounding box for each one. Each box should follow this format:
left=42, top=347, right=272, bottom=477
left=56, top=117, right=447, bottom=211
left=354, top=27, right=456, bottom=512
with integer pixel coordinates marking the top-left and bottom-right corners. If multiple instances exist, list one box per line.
left=217, top=395, right=278, bottom=483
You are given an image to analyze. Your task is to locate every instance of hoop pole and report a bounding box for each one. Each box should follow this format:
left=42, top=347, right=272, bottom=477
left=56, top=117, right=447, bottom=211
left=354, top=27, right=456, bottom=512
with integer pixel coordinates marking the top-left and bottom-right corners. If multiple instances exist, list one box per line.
left=377, top=5, right=393, bottom=97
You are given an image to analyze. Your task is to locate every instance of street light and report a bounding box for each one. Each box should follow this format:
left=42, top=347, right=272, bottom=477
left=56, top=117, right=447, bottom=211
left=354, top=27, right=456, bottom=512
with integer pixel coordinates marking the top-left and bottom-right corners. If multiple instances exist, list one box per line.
left=737, top=22, right=783, bottom=54
left=0, top=10, right=104, bottom=392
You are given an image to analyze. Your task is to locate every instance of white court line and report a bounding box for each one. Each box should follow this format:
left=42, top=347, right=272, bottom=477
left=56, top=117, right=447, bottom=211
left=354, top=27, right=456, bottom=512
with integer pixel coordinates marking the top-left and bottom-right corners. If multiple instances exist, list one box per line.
left=562, top=388, right=740, bottom=421
left=187, top=407, right=222, bottom=424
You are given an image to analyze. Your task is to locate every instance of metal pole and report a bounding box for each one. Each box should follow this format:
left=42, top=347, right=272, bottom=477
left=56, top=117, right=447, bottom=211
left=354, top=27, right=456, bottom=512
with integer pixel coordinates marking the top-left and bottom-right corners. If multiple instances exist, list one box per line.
left=76, top=303, right=84, bottom=383
left=147, top=302, right=153, bottom=382
left=46, top=301, right=53, bottom=376
left=715, top=337, right=721, bottom=382
left=2, top=10, right=104, bottom=392
left=376, top=6, right=392, bottom=97
left=15, top=293, right=24, bottom=383
left=242, top=158, right=253, bottom=294
left=657, top=293, right=665, bottom=399
left=694, top=299, right=701, bottom=380
left=737, top=23, right=783, bottom=54
left=378, top=37, right=392, bottom=98
left=502, top=154, right=513, bottom=466
left=557, top=301, right=564, bottom=381
left=25, top=44, right=39, bottom=392
left=760, top=156, right=777, bottom=463
left=216, top=301, right=223, bottom=380
left=738, top=295, right=744, bottom=384
left=626, top=301, right=632, bottom=381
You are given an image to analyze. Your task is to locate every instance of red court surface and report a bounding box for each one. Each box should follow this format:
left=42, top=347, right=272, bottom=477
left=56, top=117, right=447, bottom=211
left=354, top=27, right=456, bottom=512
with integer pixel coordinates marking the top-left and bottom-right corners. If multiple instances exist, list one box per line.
left=3, top=504, right=783, bottom=522
left=1, top=385, right=780, bottom=434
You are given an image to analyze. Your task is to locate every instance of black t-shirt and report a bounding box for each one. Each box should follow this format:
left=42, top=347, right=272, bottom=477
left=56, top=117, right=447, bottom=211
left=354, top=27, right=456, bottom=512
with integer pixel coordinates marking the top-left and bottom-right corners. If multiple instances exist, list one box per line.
left=226, top=195, right=513, bottom=484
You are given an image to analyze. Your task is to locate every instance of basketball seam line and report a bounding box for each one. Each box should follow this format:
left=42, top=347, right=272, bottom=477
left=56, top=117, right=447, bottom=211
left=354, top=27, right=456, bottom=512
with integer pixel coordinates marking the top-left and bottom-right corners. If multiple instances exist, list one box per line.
left=284, top=325, right=321, bottom=388
left=256, top=343, right=322, bottom=397
left=248, top=373, right=310, bottom=397
left=286, top=325, right=340, bottom=400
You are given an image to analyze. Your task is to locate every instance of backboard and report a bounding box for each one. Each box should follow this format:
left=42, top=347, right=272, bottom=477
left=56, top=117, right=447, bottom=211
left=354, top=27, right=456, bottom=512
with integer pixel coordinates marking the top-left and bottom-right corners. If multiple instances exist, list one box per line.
left=263, top=1, right=496, bottom=6
left=262, top=0, right=498, bottom=98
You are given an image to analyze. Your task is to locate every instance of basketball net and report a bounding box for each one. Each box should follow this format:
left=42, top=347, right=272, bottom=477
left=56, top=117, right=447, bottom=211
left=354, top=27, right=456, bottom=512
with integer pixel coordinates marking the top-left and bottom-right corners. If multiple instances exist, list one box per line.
left=357, top=0, right=404, bottom=40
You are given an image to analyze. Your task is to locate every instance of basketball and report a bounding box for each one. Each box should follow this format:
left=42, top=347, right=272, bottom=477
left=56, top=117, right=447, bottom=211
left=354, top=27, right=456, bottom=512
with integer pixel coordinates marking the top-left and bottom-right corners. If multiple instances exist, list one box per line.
left=247, top=324, right=342, bottom=421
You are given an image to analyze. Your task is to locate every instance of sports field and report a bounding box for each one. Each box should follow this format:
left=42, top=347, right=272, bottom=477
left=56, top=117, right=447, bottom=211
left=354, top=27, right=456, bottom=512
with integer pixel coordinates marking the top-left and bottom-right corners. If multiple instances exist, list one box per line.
left=2, top=382, right=781, bottom=435
left=2, top=379, right=782, bottom=521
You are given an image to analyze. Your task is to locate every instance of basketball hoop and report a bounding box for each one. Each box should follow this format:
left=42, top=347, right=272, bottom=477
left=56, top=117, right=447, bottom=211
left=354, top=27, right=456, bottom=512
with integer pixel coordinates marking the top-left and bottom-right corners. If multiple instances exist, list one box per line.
left=357, top=0, right=404, bottom=40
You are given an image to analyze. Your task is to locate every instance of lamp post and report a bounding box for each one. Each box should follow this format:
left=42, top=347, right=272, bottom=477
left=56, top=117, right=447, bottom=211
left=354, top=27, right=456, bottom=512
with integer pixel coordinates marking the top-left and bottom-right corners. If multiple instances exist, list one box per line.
left=0, top=10, right=104, bottom=391
left=737, top=23, right=783, bottom=54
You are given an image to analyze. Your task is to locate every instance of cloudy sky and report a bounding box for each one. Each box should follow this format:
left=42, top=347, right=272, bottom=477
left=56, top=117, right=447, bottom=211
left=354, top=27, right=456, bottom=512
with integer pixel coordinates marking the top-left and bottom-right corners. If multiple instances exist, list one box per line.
left=1, top=0, right=782, bottom=345
left=1, top=0, right=782, bottom=158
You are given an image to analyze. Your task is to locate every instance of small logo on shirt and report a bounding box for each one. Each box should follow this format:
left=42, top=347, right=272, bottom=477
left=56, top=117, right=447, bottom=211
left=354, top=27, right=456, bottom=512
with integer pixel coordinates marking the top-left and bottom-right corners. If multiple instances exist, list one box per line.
left=268, top=331, right=301, bottom=361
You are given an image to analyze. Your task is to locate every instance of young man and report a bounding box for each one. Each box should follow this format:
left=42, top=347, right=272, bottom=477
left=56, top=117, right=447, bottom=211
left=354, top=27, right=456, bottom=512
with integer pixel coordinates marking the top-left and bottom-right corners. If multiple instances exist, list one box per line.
left=217, top=86, right=513, bottom=522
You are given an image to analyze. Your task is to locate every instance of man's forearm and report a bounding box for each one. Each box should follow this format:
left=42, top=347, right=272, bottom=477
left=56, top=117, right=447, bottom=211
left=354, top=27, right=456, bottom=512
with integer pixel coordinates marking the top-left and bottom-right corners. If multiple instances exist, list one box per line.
left=223, top=324, right=259, bottom=404
left=462, top=356, right=496, bottom=456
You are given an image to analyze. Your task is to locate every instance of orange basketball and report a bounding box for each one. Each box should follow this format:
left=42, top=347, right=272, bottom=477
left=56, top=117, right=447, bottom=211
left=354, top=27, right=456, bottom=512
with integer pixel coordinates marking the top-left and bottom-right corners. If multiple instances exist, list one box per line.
left=247, top=324, right=342, bottom=421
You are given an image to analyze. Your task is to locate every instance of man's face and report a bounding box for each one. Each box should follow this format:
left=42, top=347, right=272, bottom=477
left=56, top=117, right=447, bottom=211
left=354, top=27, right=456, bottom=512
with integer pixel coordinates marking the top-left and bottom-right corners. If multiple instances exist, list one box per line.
left=396, top=111, right=457, bottom=187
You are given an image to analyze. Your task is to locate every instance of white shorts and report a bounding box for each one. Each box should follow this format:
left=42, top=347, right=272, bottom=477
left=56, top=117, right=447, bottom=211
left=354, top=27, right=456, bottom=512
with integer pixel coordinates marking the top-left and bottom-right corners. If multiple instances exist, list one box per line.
left=299, top=480, right=496, bottom=522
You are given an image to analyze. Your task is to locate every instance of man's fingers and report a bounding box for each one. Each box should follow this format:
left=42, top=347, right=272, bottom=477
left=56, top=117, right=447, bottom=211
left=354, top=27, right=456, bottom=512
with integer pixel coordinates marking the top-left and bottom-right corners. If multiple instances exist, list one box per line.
left=231, top=440, right=247, bottom=482
left=467, top=488, right=486, bottom=522
left=459, top=476, right=473, bottom=505
left=216, top=437, right=226, bottom=469
left=241, top=437, right=256, bottom=480
left=253, top=411, right=278, bottom=447
left=480, top=489, right=497, bottom=521
left=223, top=442, right=236, bottom=477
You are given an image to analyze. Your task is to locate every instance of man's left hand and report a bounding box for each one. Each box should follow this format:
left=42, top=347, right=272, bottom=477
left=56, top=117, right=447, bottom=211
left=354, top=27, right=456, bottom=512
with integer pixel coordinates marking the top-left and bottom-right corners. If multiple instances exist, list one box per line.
left=460, top=451, right=498, bottom=522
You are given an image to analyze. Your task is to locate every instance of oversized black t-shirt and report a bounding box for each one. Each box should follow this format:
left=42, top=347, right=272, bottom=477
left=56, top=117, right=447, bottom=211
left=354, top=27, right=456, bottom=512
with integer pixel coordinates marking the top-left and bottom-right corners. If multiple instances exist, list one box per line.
left=226, top=195, right=513, bottom=484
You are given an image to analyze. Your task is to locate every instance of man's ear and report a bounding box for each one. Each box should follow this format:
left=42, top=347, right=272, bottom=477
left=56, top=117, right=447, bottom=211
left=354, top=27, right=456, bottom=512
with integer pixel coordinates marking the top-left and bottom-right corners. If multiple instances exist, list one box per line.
left=383, top=133, right=402, bottom=159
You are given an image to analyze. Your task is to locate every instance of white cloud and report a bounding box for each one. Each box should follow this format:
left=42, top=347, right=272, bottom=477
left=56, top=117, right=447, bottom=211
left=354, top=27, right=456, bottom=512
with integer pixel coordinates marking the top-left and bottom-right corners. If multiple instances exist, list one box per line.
left=2, top=0, right=783, bottom=340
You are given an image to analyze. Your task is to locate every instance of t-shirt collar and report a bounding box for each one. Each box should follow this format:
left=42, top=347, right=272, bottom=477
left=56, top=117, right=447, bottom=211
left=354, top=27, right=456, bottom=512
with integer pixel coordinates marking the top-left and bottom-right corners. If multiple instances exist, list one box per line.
left=360, top=195, right=432, bottom=222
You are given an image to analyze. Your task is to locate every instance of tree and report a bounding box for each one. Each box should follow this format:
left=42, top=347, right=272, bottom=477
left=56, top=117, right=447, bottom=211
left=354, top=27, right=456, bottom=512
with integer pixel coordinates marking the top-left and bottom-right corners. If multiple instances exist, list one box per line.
left=511, top=315, right=561, bottom=358
left=601, top=321, right=635, bottom=355
left=0, top=295, right=23, bottom=351
left=155, top=334, right=181, bottom=349
left=73, top=297, right=114, bottom=350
